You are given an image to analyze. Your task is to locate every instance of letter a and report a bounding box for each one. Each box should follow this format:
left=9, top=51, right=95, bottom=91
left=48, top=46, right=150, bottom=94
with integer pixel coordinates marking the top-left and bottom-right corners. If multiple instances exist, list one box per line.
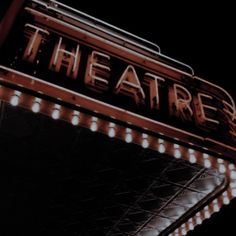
left=115, top=65, right=145, bottom=105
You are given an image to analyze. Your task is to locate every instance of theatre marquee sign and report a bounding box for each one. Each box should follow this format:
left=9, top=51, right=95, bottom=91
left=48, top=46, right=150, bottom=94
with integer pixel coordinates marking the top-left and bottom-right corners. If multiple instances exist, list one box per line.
left=0, top=0, right=235, bottom=158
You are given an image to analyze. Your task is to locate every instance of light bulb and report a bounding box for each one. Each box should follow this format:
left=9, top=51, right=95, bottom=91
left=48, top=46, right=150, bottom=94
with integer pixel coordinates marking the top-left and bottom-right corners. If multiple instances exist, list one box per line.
left=71, top=111, right=80, bottom=126
left=141, top=133, right=149, bottom=148
left=108, top=123, right=116, bottom=138
left=10, top=91, right=21, bottom=106
left=52, top=104, right=61, bottom=120
left=174, top=144, right=180, bottom=149
left=203, top=153, right=209, bottom=159
left=189, top=148, right=194, bottom=154
left=90, top=117, right=98, bottom=132
left=31, top=98, right=41, bottom=113
left=189, top=154, right=196, bottom=163
left=158, top=143, right=166, bottom=153
left=204, top=159, right=211, bottom=168
left=219, top=164, right=226, bottom=173
left=174, top=149, right=181, bottom=158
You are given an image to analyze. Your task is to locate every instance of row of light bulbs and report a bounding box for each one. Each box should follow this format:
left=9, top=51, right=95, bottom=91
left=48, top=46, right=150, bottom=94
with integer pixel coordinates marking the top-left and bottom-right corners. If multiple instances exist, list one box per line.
left=170, top=165, right=236, bottom=236
left=7, top=89, right=236, bottom=171
left=3, top=88, right=236, bottom=236
left=9, top=90, right=143, bottom=145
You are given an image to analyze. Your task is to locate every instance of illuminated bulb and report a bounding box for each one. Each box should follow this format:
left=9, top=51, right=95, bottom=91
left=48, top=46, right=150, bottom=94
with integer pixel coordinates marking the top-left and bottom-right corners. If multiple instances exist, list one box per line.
left=204, top=159, right=211, bottom=168
left=205, top=211, right=210, bottom=219
left=223, top=196, right=230, bottom=205
left=188, top=221, right=194, bottom=230
left=230, top=182, right=236, bottom=188
left=173, top=143, right=181, bottom=158
left=141, top=134, right=149, bottom=148
left=229, top=164, right=235, bottom=170
left=108, top=123, right=116, bottom=138
left=51, top=104, right=61, bottom=120
left=231, top=189, right=236, bottom=197
left=174, top=149, right=181, bottom=158
left=71, top=116, right=79, bottom=126
left=181, top=226, right=187, bottom=235
left=217, top=158, right=224, bottom=164
left=230, top=170, right=236, bottom=180
left=196, top=212, right=202, bottom=225
left=219, top=164, right=226, bottom=173
left=189, top=154, right=196, bottom=163
left=203, top=153, right=209, bottom=159
left=188, top=218, right=194, bottom=230
left=158, top=143, right=166, bottom=153
left=10, top=91, right=21, bottom=106
left=213, top=199, right=220, bottom=212
left=52, top=109, right=60, bottom=120
left=71, top=111, right=80, bottom=126
left=174, top=144, right=180, bottom=149
left=213, top=203, right=220, bottom=212
left=158, top=138, right=164, bottom=144
left=189, top=148, right=194, bottom=154
left=174, top=229, right=179, bottom=236
left=196, top=216, right=202, bottom=225
left=204, top=206, right=210, bottom=218
left=32, top=102, right=40, bottom=113
left=90, top=117, right=98, bottom=132
left=223, top=191, right=230, bottom=205
left=125, top=128, right=133, bottom=143
left=31, top=98, right=41, bottom=113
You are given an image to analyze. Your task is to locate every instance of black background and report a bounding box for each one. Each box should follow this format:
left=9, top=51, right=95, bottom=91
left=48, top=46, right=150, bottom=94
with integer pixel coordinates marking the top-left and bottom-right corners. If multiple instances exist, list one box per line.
left=1, top=0, right=236, bottom=235
left=62, top=0, right=236, bottom=100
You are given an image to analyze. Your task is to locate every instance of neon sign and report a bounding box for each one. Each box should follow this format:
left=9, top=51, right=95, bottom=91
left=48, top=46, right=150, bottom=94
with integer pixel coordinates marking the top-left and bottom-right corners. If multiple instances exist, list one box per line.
left=0, top=0, right=235, bottom=159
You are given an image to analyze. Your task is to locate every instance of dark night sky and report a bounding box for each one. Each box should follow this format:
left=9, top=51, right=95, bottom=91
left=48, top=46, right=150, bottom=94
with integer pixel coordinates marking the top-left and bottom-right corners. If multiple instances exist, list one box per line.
left=61, top=0, right=236, bottom=100
left=2, top=1, right=236, bottom=235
